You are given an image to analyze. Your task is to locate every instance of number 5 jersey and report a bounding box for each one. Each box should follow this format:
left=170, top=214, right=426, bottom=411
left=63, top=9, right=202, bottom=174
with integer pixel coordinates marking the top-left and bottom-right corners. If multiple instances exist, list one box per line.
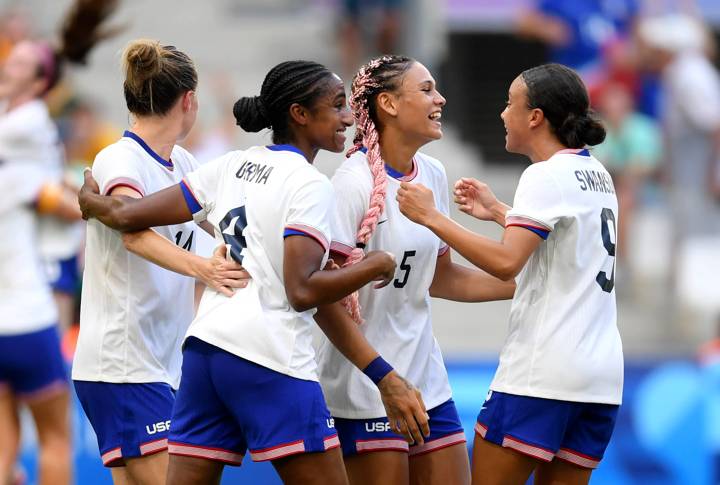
left=495, top=148, right=623, bottom=405
left=317, top=149, right=453, bottom=419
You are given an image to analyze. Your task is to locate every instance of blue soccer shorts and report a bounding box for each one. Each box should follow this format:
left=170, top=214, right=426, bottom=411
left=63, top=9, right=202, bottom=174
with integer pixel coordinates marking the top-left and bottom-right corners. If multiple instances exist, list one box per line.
left=475, top=390, right=619, bottom=469
left=0, top=325, right=67, bottom=401
left=44, top=255, right=80, bottom=294
left=168, top=337, right=339, bottom=465
left=73, top=380, right=174, bottom=466
left=334, top=398, right=466, bottom=457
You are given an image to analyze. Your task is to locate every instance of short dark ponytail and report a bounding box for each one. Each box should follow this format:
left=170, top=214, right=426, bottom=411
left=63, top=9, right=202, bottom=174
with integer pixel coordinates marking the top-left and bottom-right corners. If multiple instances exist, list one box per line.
left=232, top=60, right=336, bottom=144
left=521, top=63, right=606, bottom=148
left=558, top=112, right=606, bottom=148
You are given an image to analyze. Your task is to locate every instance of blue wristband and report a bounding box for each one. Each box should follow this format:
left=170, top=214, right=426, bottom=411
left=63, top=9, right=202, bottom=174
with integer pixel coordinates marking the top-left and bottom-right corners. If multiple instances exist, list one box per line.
left=363, top=356, right=394, bottom=385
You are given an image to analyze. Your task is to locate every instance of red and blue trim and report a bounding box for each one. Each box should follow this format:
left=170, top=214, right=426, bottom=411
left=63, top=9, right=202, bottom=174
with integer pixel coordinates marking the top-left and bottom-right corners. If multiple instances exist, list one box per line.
left=409, top=431, right=466, bottom=457
left=506, top=224, right=550, bottom=240
left=330, top=240, right=354, bottom=258
left=168, top=441, right=244, bottom=465
left=557, top=148, right=590, bottom=157
left=124, top=130, right=174, bottom=169
left=179, top=179, right=202, bottom=214
left=505, top=215, right=551, bottom=240
left=284, top=224, right=329, bottom=252
left=104, top=177, right=144, bottom=197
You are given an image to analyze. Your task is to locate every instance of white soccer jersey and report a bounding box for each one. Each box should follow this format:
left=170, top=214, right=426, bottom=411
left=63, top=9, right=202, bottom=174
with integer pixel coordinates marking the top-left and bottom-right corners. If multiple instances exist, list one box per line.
left=0, top=100, right=61, bottom=335
left=491, top=149, right=623, bottom=405
left=72, top=132, right=199, bottom=389
left=182, top=144, right=334, bottom=381
left=316, top=150, right=453, bottom=419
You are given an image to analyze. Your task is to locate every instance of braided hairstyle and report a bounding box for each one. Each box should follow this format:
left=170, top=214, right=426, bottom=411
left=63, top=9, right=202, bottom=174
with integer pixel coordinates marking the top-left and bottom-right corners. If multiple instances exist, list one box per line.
left=36, top=0, right=121, bottom=95
left=232, top=60, right=337, bottom=144
left=342, top=54, right=415, bottom=324
left=521, top=63, right=606, bottom=148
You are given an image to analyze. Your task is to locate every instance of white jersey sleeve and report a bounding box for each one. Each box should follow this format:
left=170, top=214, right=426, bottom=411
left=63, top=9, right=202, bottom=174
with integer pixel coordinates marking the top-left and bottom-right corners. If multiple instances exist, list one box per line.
left=506, top=163, right=565, bottom=234
left=92, top=145, right=147, bottom=196
left=328, top=167, right=371, bottom=256
left=285, top=173, right=334, bottom=252
left=182, top=153, right=231, bottom=224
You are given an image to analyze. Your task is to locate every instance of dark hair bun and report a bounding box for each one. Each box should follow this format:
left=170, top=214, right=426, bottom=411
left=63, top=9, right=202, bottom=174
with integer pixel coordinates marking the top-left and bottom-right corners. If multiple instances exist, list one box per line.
left=557, top=112, right=606, bottom=148
left=233, top=96, right=271, bottom=132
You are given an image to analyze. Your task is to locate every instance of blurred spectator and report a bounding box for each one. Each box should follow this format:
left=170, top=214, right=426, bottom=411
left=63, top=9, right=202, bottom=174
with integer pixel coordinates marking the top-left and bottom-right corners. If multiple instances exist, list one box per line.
left=593, top=81, right=661, bottom=270
left=61, top=99, right=119, bottom=168
left=516, top=0, right=639, bottom=90
left=0, top=8, right=31, bottom=63
left=637, top=14, right=720, bottom=313
left=337, top=0, right=405, bottom=79
left=37, top=99, right=119, bottom=333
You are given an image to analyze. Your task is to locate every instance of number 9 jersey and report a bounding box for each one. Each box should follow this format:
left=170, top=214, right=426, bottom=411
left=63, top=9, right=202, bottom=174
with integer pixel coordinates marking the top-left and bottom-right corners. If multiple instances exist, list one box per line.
left=494, top=148, right=623, bottom=405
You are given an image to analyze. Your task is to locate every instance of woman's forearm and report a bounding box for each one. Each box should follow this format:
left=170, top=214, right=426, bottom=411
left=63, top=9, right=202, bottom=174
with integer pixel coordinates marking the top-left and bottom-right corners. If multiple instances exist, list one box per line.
left=290, top=255, right=389, bottom=312
left=80, top=184, right=192, bottom=232
left=314, top=302, right=378, bottom=369
left=425, top=211, right=520, bottom=280
left=122, top=229, right=202, bottom=278
left=430, top=261, right=515, bottom=301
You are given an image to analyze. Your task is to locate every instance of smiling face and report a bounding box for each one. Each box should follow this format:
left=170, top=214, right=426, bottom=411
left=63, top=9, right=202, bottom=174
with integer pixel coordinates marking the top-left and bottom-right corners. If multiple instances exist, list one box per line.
left=305, top=76, right=354, bottom=153
left=389, top=62, right=446, bottom=144
left=500, top=75, right=534, bottom=155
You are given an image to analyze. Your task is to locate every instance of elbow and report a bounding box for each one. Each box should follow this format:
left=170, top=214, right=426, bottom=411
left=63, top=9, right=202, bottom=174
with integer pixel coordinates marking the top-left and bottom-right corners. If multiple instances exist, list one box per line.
left=112, top=209, right=135, bottom=232
left=286, top=288, right=316, bottom=313
left=492, top=259, right=523, bottom=281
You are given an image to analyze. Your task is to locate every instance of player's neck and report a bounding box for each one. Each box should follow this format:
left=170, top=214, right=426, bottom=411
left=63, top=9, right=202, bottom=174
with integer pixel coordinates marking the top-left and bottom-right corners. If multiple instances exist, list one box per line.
left=527, top=137, right=566, bottom=163
left=129, top=119, right=180, bottom=161
left=378, top=130, right=418, bottom=175
left=283, top=138, right=315, bottom=163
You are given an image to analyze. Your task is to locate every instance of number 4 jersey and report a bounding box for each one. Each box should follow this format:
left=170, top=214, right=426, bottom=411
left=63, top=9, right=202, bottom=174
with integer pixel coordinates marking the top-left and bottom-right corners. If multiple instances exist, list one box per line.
left=493, top=148, right=623, bottom=405
left=180, top=145, right=334, bottom=382
left=317, top=150, right=453, bottom=419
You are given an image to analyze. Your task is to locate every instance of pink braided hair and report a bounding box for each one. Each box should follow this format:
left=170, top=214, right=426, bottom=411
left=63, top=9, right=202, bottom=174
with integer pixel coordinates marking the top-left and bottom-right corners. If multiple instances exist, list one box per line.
left=341, top=56, right=396, bottom=324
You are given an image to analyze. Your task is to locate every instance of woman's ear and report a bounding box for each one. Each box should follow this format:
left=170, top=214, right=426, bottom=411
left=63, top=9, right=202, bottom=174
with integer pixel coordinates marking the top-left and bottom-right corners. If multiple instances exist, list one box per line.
left=288, top=102, right=310, bottom=126
left=182, top=91, right=195, bottom=112
left=528, top=108, right=545, bottom=129
left=376, top=91, right=399, bottom=118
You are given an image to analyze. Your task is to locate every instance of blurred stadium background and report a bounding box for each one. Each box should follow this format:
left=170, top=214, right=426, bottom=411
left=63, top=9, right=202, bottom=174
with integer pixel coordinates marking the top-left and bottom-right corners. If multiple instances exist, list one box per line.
left=4, top=0, right=720, bottom=483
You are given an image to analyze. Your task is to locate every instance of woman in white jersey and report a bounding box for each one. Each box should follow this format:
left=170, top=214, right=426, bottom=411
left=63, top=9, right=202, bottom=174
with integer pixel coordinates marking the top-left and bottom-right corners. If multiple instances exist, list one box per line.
left=76, top=60, right=430, bottom=485
left=317, top=55, right=516, bottom=485
left=397, top=63, right=623, bottom=485
left=72, top=40, right=249, bottom=485
left=0, top=2, right=118, bottom=483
